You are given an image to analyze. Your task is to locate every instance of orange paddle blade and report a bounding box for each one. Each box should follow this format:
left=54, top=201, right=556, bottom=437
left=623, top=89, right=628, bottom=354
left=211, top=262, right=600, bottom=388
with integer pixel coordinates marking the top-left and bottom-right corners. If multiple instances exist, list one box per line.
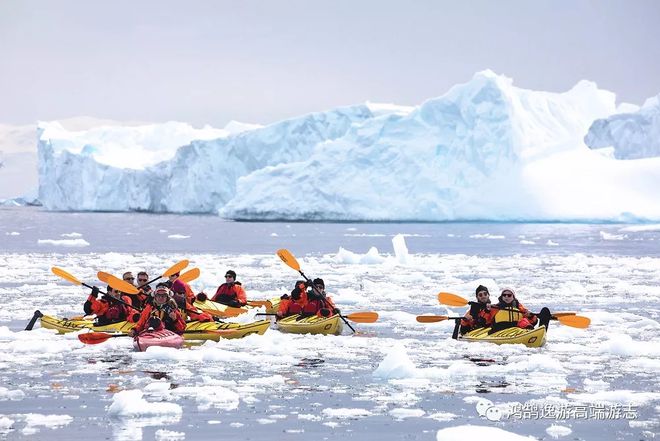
left=179, top=268, right=200, bottom=283
left=552, top=312, right=577, bottom=317
left=78, top=332, right=127, bottom=345
left=345, top=312, right=379, bottom=323
left=556, top=314, right=590, bottom=328
left=163, top=260, right=189, bottom=278
left=438, top=292, right=469, bottom=307
left=416, top=315, right=450, bottom=323
left=52, top=267, right=82, bottom=285
left=98, top=272, right=140, bottom=295
left=277, top=249, right=301, bottom=271
left=247, top=300, right=273, bottom=308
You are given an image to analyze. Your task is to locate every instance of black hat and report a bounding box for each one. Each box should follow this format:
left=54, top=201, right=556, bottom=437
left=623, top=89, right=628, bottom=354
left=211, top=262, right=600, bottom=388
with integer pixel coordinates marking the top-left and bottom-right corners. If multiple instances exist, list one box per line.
left=475, top=285, right=489, bottom=296
left=313, top=278, right=325, bottom=288
left=225, top=270, right=237, bottom=279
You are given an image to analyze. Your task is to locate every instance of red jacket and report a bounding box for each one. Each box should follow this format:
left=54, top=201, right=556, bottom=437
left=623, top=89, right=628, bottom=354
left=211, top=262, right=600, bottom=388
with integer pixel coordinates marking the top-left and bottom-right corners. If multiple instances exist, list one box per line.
left=134, top=301, right=186, bottom=335
left=84, top=294, right=133, bottom=325
left=212, top=282, right=247, bottom=306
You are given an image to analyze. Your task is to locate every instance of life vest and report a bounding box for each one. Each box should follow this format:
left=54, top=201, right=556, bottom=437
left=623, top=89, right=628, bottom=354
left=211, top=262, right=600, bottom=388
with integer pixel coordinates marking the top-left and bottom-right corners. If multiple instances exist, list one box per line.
left=212, top=283, right=247, bottom=306
left=135, top=302, right=186, bottom=335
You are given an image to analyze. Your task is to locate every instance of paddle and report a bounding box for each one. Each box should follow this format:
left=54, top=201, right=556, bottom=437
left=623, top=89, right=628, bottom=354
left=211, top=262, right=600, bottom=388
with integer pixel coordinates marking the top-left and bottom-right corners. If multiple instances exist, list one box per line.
left=136, top=260, right=190, bottom=289
left=277, top=249, right=375, bottom=333
left=78, top=329, right=238, bottom=345
left=52, top=267, right=140, bottom=312
left=257, top=311, right=379, bottom=323
left=25, top=310, right=43, bottom=331
left=436, top=292, right=590, bottom=328
left=416, top=315, right=463, bottom=323
left=179, top=268, right=200, bottom=283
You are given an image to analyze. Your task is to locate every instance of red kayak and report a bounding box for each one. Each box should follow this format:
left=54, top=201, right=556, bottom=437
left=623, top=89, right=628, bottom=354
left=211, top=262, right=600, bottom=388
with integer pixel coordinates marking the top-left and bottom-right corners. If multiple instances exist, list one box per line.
left=133, top=329, right=185, bottom=352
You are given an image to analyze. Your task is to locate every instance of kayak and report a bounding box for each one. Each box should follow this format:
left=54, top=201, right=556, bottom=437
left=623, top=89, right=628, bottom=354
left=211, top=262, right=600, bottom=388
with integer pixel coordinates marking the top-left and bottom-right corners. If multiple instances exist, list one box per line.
left=277, top=314, right=343, bottom=336
left=133, top=329, right=184, bottom=351
left=39, top=314, right=270, bottom=341
left=194, top=297, right=281, bottom=318
left=459, top=326, right=547, bottom=348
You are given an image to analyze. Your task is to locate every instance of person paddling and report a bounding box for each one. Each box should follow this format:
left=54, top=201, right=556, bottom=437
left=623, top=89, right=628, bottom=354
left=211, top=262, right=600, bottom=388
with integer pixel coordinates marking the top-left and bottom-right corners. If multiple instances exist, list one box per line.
left=459, top=285, right=497, bottom=335
left=170, top=278, right=213, bottom=322
left=490, top=287, right=550, bottom=333
left=304, top=278, right=340, bottom=318
left=212, top=270, right=247, bottom=307
left=84, top=285, right=134, bottom=326
left=130, top=285, right=185, bottom=336
left=277, top=280, right=308, bottom=318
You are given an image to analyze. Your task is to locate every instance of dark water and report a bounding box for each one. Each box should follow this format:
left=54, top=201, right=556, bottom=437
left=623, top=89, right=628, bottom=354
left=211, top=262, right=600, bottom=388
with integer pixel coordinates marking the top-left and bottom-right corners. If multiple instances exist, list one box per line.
left=2, top=206, right=658, bottom=256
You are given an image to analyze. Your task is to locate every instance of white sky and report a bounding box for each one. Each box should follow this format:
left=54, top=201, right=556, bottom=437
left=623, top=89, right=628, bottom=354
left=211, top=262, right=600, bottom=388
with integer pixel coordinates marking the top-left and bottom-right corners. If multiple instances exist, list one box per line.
left=1, top=0, right=659, bottom=127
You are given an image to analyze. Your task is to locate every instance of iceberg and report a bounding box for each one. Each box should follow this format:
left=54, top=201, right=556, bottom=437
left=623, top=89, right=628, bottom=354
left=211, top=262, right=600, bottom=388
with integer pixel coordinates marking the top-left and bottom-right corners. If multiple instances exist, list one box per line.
left=36, top=71, right=660, bottom=221
left=585, top=93, right=660, bottom=159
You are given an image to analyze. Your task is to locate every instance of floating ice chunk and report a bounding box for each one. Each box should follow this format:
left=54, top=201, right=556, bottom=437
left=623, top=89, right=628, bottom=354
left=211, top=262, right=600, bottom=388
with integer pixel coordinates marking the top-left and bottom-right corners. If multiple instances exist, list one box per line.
left=546, top=240, right=558, bottom=246
left=155, top=429, right=185, bottom=440
left=37, top=238, right=90, bottom=247
left=392, top=234, right=409, bottom=264
left=321, top=408, right=373, bottom=419
left=335, top=246, right=385, bottom=264
left=373, top=344, right=417, bottom=379
left=5, top=232, right=20, bottom=236
left=270, top=232, right=278, bottom=237
left=599, top=231, right=626, bottom=240
left=567, top=390, right=660, bottom=405
left=598, top=334, right=660, bottom=357
left=427, top=411, right=457, bottom=422
left=545, top=425, right=572, bottom=438
left=167, top=234, right=190, bottom=240
left=520, top=240, right=535, bottom=245
left=23, top=414, right=73, bottom=429
left=619, top=224, right=660, bottom=232
left=469, top=233, right=505, bottom=239
left=0, top=416, right=13, bottom=430
left=60, top=232, right=82, bottom=238
left=436, top=425, right=537, bottom=441
left=108, top=390, right=182, bottom=417
left=389, top=408, right=425, bottom=419
left=0, top=387, right=25, bottom=401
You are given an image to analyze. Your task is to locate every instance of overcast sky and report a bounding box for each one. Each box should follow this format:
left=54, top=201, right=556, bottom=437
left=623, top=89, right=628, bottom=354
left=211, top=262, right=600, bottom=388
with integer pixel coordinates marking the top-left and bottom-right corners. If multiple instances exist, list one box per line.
left=1, top=0, right=659, bottom=127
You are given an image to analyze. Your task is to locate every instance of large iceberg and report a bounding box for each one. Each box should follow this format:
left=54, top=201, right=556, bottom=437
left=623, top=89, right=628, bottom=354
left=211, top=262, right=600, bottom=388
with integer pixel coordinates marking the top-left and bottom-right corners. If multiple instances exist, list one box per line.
left=37, top=71, right=660, bottom=221
left=585, top=94, right=660, bottom=159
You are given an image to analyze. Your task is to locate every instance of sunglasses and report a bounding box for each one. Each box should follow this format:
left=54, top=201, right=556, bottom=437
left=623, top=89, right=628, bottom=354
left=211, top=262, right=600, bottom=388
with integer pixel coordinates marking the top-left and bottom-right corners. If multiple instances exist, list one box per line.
left=138, top=279, right=148, bottom=282
left=124, top=277, right=135, bottom=281
left=502, top=293, right=514, bottom=297
left=225, top=275, right=234, bottom=278
left=477, top=292, right=489, bottom=297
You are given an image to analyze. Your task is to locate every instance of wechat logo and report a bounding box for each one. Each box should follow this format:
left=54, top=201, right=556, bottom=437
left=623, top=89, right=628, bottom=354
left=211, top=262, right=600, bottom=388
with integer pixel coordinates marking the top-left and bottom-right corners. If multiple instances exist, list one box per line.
left=476, top=400, right=505, bottom=421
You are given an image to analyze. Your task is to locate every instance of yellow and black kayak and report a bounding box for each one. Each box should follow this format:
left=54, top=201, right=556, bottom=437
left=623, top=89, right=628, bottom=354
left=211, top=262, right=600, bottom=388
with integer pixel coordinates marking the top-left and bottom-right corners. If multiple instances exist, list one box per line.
left=276, top=314, right=343, bottom=336
left=38, top=313, right=270, bottom=341
left=193, top=297, right=281, bottom=318
left=459, top=326, right=546, bottom=348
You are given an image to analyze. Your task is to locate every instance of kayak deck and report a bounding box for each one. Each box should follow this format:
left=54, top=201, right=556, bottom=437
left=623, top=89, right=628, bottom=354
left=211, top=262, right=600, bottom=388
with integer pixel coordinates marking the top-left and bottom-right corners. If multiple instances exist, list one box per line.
left=277, top=314, right=343, bottom=336
left=459, top=326, right=547, bottom=348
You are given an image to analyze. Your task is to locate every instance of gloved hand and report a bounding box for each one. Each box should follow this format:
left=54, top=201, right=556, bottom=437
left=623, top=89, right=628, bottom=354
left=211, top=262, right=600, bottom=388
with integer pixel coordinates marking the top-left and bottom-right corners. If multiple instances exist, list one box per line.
left=333, top=308, right=341, bottom=315
left=280, top=294, right=290, bottom=300
left=304, top=280, right=313, bottom=288
left=319, top=308, right=331, bottom=317
left=148, top=316, right=162, bottom=329
left=129, top=329, right=138, bottom=337
left=131, top=313, right=141, bottom=322
left=196, top=292, right=208, bottom=302
left=91, top=286, right=99, bottom=298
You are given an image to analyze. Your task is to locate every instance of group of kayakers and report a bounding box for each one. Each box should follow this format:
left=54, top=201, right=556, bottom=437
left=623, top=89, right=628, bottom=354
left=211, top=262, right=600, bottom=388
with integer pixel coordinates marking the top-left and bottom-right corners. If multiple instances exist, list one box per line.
left=276, top=278, right=339, bottom=319
left=459, top=285, right=551, bottom=335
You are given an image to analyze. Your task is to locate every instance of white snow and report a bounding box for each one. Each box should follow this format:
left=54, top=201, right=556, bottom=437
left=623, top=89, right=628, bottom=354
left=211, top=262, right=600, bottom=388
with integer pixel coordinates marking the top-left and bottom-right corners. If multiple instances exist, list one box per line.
left=155, top=429, right=185, bottom=440
left=392, top=234, right=410, bottom=264
left=107, top=390, right=183, bottom=417
left=34, top=71, right=660, bottom=221
left=167, top=234, right=190, bottom=240
left=600, top=231, right=626, bottom=240
left=545, top=425, right=572, bottom=438
left=321, top=408, right=374, bottom=419
left=334, top=246, right=386, bottom=264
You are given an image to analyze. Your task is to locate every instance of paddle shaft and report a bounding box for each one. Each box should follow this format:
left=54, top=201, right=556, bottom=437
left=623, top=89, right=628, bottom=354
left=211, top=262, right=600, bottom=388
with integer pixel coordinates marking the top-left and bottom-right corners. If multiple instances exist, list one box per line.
left=85, top=282, right=142, bottom=313
left=297, top=269, right=356, bottom=333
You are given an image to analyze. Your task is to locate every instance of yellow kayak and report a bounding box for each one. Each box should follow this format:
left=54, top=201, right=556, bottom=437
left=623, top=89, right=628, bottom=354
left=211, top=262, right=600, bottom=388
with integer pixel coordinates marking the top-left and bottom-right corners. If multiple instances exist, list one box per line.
left=38, top=314, right=270, bottom=341
left=194, top=297, right=281, bottom=318
left=459, top=326, right=546, bottom=348
left=277, top=314, right=343, bottom=336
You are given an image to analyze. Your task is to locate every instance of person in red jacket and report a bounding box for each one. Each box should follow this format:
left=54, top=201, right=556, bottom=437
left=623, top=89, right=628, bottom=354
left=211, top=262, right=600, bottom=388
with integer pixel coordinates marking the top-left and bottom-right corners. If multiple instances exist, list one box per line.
left=490, top=287, right=539, bottom=333
left=277, top=280, right=308, bottom=318
left=83, top=285, right=135, bottom=326
left=303, top=278, right=339, bottom=318
left=460, top=285, right=497, bottom=335
left=131, top=286, right=186, bottom=336
left=170, top=278, right=213, bottom=322
left=212, top=270, right=247, bottom=307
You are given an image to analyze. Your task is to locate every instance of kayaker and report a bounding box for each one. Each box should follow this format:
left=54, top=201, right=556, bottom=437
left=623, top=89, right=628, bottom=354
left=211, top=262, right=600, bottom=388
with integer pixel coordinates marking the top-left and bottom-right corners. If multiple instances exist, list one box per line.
left=122, top=271, right=148, bottom=309
left=304, top=278, right=339, bottom=318
left=490, top=287, right=539, bottom=333
left=83, top=285, right=134, bottom=326
left=171, top=278, right=214, bottom=322
left=212, top=270, right=247, bottom=307
left=122, top=272, right=135, bottom=286
left=131, top=285, right=186, bottom=336
left=137, top=271, right=152, bottom=295
left=459, top=285, right=497, bottom=334
left=277, top=280, right=308, bottom=318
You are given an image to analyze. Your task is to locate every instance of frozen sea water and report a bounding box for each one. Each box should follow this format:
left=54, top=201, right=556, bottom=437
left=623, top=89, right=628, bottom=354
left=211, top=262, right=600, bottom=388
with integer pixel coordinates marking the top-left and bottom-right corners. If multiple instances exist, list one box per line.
left=0, top=207, right=659, bottom=440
